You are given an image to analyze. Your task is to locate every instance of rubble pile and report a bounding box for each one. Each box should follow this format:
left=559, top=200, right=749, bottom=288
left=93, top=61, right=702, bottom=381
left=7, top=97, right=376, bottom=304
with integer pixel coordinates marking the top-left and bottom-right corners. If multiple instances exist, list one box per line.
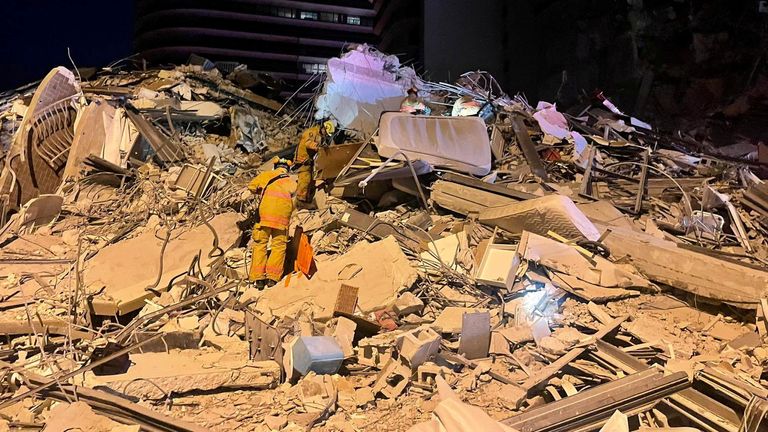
left=1, top=45, right=768, bottom=432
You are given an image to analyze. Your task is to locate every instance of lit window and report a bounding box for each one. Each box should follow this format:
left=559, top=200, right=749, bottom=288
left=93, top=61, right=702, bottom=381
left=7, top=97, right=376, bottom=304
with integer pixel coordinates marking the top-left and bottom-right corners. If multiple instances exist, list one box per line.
left=299, top=11, right=318, bottom=20
left=302, top=63, right=327, bottom=74
left=274, top=7, right=293, bottom=18
left=346, top=16, right=361, bottom=25
left=320, top=12, right=339, bottom=22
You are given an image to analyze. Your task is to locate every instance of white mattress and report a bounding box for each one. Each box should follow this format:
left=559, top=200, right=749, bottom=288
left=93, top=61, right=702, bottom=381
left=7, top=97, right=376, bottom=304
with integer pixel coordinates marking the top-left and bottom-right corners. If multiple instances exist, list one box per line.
left=377, top=112, right=492, bottom=176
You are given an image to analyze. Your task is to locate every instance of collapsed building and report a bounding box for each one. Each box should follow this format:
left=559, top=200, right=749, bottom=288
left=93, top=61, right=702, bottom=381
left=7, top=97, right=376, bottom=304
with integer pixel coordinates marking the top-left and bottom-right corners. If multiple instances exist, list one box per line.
left=0, top=43, right=768, bottom=432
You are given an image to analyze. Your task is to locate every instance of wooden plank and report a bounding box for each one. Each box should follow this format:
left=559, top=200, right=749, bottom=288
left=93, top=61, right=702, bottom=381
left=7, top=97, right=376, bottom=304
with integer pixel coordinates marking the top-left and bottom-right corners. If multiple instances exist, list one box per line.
left=511, top=116, right=548, bottom=181
left=505, top=368, right=690, bottom=432
left=337, top=208, right=425, bottom=252
left=440, top=172, right=538, bottom=201
left=593, top=341, right=741, bottom=431
left=517, top=315, right=627, bottom=404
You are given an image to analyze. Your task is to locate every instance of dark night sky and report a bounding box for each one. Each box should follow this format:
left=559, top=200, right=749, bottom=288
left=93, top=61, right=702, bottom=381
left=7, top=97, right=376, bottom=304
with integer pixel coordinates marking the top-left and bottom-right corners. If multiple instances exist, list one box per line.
left=0, top=0, right=134, bottom=90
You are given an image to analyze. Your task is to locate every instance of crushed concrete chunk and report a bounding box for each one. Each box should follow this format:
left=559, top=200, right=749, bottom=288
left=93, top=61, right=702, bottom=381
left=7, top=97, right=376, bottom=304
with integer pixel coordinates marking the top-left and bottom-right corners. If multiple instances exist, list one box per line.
left=83, top=350, right=279, bottom=399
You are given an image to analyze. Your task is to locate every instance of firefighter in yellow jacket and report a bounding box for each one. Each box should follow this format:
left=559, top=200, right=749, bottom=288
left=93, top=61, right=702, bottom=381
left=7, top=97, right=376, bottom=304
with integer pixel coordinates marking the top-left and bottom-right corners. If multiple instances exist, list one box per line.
left=247, top=158, right=297, bottom=288
left=295, top=120, right=335, bottom=203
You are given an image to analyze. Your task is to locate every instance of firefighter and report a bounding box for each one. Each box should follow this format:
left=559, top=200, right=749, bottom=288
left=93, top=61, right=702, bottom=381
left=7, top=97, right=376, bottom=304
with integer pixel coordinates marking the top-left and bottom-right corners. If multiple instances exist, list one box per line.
left=400, top=88, right=431, bottom=115
left=247, top=158, right=297, bottom=288
left=295, top=120, right=334, bottom=203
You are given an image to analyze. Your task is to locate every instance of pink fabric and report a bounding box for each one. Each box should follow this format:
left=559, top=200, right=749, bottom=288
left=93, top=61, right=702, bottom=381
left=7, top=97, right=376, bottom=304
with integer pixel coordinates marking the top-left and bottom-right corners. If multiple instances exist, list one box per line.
left=533, top=101, right=569, bottom=139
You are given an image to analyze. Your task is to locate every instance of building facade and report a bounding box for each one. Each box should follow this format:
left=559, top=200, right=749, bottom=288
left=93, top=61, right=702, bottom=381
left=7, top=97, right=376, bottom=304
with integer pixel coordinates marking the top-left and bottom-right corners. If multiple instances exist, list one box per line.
left=135, top=0, right=381, bottom=98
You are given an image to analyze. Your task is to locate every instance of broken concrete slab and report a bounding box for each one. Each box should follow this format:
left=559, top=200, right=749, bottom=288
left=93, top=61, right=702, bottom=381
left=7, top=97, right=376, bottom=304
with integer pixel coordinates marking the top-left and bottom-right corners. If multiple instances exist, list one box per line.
left=258, top=236, right=417, bottom=319
left=519, top=231, right=650, bottom=289
left=599, top=410, right=629, bottom=432
left=420, top=231, right=468, bottom=274
left=432, top=307, right=487, bottom=334
left=393, top=292, right=424, bottom=317
left=328, top=317, right=357, bottom=358
left=62, top=100, right=117, bottom=181
left=84, top=212, right=242, bottom=315
left=458, top=311, right=491, bottom=360
left=409, top=376, right=515, bottom=432
left=83, top=350, right=280, bottom=399
left=598, top=225, right=768, bottom=307
left=44, top=401, right=140, bottom=432
left=479, top=195, right=601, bottom=241
left=550, top=272, right=641, bottom=303
left=263, top=415, right=288, bottom=431
left=10, top=194, right=63, bottom=234
left=497, top=326, right=535, bottom=345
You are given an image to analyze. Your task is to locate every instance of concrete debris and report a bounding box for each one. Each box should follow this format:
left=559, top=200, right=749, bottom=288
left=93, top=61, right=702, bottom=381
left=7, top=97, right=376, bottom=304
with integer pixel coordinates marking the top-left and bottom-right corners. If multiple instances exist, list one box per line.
left=395, top=326, right=441, bottom=369
left=84, top=212, right=242, bottom=315
left=83, top=350, right=280, bottom=399
left=256, top=236, right=417, bottom=319
left=0, top=42, right=767, bottom=432
left=44, top=401, right=140, bottom=432
left=433, top=307, right=488, bottom=334
left=393, top=292, right=424, bottom=317
left=408, top=376, right=516, bottom=432
left=518, top=231, right=651, bottom=289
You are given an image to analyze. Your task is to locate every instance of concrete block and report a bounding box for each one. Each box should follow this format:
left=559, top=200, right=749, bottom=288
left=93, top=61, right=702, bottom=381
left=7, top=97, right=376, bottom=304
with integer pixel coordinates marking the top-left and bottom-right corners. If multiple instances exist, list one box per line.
left=395, top=326, right=441, bottom=369
left=371, top=358, right=411, bottom=399
left=393, top=292, right=424, bottom=317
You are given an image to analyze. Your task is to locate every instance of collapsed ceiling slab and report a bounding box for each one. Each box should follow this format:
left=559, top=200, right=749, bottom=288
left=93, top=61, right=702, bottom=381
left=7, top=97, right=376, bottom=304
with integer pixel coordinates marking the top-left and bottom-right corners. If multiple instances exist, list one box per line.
left=84, top=213, right=242, bottom=315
